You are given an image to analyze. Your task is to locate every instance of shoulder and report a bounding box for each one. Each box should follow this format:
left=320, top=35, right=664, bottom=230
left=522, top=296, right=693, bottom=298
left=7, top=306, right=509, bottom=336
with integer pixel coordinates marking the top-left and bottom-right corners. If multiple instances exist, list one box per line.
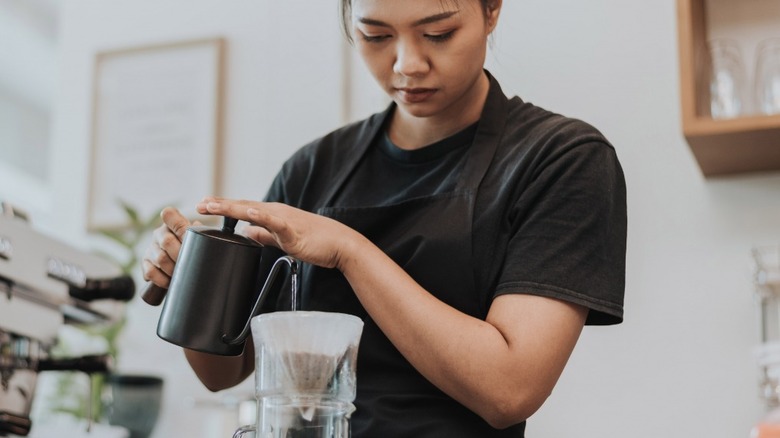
left=496, top=98, right=623, bottom=182
left=269, top=109, right=388, bottom=208
left=484, top=72, right=615, bottom=159
left=480, top=94, right=626, bottom=221
left=283, top=110, right=385, bottom=174
left=505, top=98, right=614, bottom=153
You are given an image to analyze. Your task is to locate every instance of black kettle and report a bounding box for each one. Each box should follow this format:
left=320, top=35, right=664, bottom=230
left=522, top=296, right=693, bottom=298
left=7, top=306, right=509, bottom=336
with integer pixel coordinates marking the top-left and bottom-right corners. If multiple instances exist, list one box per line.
left=144, top=216, right=298, bottom=356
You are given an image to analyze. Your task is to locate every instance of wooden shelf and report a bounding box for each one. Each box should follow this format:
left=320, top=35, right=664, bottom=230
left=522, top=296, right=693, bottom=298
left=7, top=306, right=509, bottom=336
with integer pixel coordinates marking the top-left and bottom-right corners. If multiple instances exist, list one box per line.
left=677, top=0, right=780, bottom=176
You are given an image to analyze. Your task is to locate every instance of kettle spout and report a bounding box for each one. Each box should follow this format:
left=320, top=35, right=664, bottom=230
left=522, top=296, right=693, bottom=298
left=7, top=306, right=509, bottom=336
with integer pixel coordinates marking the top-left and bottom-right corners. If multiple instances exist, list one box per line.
left=222, top=256, right=299, bottom=346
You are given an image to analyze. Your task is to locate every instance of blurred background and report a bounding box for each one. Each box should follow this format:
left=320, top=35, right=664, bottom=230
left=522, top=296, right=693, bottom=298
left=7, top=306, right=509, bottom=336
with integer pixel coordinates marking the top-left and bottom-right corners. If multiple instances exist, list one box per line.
left=2, top=0, right=780, bottom=437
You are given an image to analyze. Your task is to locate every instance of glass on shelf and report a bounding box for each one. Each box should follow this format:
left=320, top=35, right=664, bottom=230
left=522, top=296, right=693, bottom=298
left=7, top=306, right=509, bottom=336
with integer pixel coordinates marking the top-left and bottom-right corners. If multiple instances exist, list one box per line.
left=755, top=38, right=780, bottom=116
left=708, top=39, right=748, bottom=119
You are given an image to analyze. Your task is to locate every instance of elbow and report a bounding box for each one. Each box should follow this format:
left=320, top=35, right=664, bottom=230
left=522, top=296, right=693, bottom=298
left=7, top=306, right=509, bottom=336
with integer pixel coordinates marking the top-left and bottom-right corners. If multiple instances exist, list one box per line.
left=183, top=347, right=254, bottom=393
left=478, top=389, right=550, bottom=430
left=481, top=405, right=534, bottom=430
left=200, top=378, right=231, bottom=393
left=194, top=368, right=250, bottom=393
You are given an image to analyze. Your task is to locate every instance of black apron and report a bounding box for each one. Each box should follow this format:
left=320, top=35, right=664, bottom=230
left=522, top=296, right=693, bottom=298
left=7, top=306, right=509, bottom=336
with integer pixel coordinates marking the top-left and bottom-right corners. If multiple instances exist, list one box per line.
left=294, top=78, right=525, bottom=437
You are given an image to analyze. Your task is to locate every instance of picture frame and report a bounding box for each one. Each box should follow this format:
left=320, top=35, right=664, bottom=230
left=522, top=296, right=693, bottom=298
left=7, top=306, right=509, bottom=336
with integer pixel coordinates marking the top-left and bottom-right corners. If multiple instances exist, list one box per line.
left=87, top=37, right=225, bottom=231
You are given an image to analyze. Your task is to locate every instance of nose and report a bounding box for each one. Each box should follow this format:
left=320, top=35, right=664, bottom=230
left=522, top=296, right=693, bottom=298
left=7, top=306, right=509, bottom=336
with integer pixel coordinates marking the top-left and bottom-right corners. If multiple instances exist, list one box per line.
left=393, top=38, right=430, bottom=77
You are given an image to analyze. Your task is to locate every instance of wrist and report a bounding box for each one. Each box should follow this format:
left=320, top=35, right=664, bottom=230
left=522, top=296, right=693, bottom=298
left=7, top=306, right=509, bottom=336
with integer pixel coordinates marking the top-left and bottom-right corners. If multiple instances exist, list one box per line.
left=334, top=230, right=371, bottom=274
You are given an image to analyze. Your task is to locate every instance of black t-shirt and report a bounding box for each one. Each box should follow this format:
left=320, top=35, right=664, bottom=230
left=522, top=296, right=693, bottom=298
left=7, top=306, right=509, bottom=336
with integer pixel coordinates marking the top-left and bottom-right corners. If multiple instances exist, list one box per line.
left=334, top=122, right=478, bottom=207
left=262, top=75, right=626, bottom=436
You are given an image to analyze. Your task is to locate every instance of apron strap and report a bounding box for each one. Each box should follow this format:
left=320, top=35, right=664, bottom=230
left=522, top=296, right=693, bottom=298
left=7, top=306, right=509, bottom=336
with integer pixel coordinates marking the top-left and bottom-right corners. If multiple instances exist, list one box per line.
left=455, top=72, right=509, bottom=192
left=319, top=106, right=393, bottom=207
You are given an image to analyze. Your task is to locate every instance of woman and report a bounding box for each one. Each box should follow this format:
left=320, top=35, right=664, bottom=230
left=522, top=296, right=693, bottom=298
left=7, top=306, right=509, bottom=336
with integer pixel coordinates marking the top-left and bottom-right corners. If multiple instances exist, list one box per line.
left=143, top=0, right=627, bottom=436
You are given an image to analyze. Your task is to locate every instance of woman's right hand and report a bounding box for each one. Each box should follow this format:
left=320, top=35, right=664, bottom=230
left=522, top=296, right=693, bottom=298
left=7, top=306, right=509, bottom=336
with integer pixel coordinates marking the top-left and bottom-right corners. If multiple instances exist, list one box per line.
left=141, top=207, right=195, bottom=289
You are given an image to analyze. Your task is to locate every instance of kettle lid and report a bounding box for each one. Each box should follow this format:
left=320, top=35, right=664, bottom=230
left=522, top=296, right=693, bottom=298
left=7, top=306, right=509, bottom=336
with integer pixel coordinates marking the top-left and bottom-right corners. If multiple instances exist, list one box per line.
left=190, top=216, right=262, bottom=247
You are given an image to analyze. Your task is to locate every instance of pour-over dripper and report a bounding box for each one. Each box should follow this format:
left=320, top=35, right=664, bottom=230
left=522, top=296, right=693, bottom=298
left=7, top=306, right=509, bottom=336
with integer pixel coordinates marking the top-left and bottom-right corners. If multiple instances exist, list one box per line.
left=239, top=312, right=363, bottom=438
left=251, top=311, right=363, bottom=402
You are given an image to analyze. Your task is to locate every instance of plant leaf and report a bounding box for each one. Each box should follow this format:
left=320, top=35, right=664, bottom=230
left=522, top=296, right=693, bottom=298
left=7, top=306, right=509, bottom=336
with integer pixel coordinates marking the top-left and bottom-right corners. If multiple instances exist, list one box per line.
left=97, top=229, right=132, bottom=249
left=118, top=199, right=141, bottom=228
left=143, top=206, right=165, bottom=231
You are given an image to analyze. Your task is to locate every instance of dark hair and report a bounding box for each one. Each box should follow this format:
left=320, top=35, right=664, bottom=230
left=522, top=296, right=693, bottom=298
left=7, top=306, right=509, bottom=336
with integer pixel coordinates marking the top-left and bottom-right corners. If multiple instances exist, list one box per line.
left=339, top=0, right=494, bottom=43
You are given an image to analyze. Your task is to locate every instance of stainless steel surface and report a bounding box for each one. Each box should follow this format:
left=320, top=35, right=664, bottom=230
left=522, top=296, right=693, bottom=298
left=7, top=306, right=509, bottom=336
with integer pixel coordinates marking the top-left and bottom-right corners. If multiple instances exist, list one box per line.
left=0, top=214, right=123, bottom=322
left=0, top=204, right=131, bottom=436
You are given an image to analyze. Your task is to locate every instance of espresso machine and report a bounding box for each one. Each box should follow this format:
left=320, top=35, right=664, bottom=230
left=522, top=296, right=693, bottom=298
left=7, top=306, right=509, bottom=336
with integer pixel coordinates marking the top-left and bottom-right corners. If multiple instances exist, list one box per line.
left=0, top=202, right=135, bottom=436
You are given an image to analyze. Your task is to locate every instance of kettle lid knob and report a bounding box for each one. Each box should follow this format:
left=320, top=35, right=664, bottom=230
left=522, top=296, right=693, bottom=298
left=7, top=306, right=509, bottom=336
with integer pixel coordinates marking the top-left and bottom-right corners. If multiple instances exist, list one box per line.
left=222, top=216, right=238, bottom=234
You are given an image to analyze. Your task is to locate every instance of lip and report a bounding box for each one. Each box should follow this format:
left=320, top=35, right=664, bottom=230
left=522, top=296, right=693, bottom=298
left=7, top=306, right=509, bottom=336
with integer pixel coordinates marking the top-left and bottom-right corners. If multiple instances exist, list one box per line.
left=396, top=87, right=437, bottom=104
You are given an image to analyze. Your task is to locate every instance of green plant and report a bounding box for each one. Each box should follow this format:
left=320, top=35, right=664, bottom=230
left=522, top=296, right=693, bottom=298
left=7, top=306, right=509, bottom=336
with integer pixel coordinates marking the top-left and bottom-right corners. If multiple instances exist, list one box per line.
left=47, top=200, right=165, bottom=422
left=96, top=200, right=166, bottom=276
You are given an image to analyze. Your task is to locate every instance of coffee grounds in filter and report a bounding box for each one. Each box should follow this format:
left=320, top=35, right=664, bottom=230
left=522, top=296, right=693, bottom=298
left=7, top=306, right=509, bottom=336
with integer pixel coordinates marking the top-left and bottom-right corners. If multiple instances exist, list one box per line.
left=280, top=351, right=339, bottom=394
left=276, top=351, right=341, bottom=422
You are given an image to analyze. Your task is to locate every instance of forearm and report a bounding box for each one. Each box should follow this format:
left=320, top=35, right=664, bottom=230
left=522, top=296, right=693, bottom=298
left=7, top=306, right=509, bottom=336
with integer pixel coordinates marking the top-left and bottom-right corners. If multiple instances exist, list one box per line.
left=183, top=342, right=255, bottom=392
left=337, top=233, right=586, bottom=428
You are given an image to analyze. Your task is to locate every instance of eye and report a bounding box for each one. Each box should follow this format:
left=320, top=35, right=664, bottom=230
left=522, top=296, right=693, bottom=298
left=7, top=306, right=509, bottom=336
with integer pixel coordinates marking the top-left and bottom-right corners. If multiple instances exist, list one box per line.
left=425, top=30, right=455, bottom=43
left=358, top=30, right=391, bottom=43
left=363, top=35, right=391, bottom=43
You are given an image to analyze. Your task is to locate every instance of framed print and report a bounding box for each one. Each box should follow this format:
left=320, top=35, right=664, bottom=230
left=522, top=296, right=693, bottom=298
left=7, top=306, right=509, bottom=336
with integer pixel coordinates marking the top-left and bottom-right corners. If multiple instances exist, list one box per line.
left=87, top=37, right=224, bottom=230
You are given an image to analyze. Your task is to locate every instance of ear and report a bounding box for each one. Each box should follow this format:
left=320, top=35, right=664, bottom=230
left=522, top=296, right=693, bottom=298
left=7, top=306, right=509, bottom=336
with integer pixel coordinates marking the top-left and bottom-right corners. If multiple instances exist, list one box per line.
left=485, top=0, right=502, bottom=33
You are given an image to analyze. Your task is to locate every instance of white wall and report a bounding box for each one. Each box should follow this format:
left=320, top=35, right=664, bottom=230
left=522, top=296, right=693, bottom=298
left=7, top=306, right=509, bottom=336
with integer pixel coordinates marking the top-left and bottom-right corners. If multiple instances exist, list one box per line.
left=6, top=0, right=780, bottom=437
left=0, top=0, right=57, bottom=223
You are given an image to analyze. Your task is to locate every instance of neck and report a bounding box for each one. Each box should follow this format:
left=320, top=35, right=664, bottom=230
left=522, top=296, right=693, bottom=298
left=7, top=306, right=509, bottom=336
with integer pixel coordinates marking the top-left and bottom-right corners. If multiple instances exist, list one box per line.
left=388, top=71, right=490, bottom=150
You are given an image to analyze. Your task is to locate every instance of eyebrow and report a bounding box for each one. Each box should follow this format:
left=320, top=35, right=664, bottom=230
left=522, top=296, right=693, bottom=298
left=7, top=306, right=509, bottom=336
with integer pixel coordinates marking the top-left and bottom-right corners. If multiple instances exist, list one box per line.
left=357, top=11, right=460, bottom=28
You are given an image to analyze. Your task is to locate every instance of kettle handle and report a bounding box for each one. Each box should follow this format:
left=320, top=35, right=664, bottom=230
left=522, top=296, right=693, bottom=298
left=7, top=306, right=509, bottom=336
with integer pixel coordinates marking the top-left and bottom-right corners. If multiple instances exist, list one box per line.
left=141, top=283, right=168, bottom=306
left=222, top=255, right=299, bottom=346
left=141, top=217, right=240, bottom=307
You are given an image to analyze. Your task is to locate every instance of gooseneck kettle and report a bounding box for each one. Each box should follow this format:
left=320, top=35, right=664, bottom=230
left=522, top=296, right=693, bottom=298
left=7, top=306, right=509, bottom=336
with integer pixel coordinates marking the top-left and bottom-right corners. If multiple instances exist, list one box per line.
left=145, top=216, right=298, bottom=356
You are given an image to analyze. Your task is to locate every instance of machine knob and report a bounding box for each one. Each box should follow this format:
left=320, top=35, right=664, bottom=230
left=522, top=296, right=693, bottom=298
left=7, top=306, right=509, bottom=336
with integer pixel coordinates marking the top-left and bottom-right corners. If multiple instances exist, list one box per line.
left=36, top=354, right=112, bottom=374
left=68, top=275, right=136, bottom=302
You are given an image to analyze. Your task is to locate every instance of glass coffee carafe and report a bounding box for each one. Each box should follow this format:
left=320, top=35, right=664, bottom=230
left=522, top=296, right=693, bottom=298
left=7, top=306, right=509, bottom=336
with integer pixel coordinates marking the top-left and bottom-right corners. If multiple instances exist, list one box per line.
left=233, top=311, right=364, bottom=438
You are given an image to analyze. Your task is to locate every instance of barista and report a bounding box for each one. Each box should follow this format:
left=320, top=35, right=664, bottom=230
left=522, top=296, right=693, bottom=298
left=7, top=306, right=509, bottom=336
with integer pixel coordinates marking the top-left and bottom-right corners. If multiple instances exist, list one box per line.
left=142, top=0, right=627, bottom=436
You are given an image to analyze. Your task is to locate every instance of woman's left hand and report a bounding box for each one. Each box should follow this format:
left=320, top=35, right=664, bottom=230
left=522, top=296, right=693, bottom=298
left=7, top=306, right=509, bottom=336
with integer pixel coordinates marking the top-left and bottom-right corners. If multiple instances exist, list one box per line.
left=196, top=197, right=358, bottom=269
